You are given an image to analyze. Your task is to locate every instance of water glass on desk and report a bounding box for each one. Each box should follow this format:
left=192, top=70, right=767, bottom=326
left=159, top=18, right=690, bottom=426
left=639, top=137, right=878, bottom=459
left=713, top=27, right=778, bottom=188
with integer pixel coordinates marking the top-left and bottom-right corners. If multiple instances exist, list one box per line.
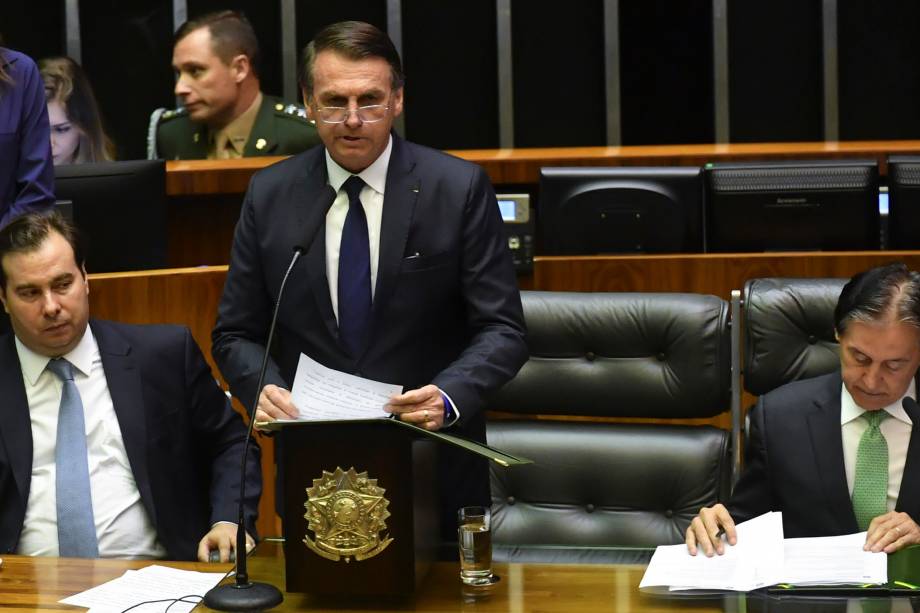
left=457, top=506, right=493, bottom=585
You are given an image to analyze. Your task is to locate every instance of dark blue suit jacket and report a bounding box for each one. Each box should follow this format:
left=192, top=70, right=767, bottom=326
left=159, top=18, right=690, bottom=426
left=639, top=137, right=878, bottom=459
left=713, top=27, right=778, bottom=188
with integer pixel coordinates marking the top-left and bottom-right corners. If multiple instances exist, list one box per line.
left=0, top=320, right=261, bottom=560
left=212, top=135, right=527, bottom=536
left=0, top=48, right=54, bottom=227
left=728, top=371, right=920, bottom=537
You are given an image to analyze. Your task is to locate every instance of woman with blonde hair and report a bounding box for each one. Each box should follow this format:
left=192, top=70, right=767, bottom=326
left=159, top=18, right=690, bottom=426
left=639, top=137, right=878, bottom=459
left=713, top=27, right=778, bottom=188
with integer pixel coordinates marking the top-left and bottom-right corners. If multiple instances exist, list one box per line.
left=39, top=56, right=115, bottom=164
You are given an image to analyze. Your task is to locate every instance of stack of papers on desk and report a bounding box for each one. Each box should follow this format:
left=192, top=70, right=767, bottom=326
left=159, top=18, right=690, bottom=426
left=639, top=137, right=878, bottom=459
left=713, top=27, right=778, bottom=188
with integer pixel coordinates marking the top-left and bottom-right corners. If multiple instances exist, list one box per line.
left=639, top=512, right=887, bottom=592
left=59, top=565, right=226, bottom=613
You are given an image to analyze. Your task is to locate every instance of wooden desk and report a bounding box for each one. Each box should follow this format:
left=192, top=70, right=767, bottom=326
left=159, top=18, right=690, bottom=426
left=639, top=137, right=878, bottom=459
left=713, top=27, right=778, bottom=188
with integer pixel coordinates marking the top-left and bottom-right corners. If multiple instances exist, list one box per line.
left=165, top=140, right=920, bottom=197
left=162, top=140, right=920, bottom=267
left=1, top=543, right=913, bottom=612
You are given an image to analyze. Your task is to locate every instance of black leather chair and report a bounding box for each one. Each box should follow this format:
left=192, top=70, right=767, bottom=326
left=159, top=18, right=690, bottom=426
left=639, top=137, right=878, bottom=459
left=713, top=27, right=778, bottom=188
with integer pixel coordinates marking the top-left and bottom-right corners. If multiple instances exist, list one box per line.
left=486, top=291, right=732, bottom=562
left=742, top=278, right=846, bottom=397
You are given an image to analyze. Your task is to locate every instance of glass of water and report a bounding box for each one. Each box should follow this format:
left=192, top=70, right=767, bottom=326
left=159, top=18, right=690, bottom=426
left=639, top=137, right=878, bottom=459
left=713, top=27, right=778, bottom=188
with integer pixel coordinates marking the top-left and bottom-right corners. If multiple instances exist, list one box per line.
left=457, top=506, right=493, bottom=585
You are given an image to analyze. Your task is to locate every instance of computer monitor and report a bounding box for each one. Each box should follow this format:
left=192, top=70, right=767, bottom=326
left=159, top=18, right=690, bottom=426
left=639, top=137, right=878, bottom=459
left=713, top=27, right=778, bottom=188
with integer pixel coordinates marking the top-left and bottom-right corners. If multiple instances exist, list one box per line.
left=53, top=160, right=168, bottom=272
left=886, top=156, right=920, bottom=249
left=704, top=160, right=880, bottom=252
left=538, top=167, right=704, bottom=254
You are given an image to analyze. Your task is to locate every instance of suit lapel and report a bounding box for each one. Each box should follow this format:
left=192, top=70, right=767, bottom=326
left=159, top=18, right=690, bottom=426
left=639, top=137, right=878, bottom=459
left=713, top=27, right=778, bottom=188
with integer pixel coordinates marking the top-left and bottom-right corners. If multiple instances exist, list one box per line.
left=92, top=321, right=157, bottom=526
left=806, top=372, right=859, bottom=533
left=0, top=333, right=33, bottom=513
left=242, top=96, right=279, bottom=156
left=896, top=378, right=920, bottom=516
left=362, top=135, right=419, bottom=359
left=183, top=122, right=209, bottom=159
left=296, top=150, right=339, bottom=341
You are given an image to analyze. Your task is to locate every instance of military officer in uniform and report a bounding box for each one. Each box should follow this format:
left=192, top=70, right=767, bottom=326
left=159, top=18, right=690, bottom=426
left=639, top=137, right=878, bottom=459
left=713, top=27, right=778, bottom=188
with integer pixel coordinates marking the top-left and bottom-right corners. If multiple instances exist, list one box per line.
left=148, top=10, right=320, bottom=160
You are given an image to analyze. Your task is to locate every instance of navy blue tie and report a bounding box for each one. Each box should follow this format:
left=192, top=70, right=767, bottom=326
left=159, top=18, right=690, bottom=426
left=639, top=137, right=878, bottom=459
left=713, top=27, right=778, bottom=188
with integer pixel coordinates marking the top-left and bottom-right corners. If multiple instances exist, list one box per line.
left=338, top=175, right=372, bottom=357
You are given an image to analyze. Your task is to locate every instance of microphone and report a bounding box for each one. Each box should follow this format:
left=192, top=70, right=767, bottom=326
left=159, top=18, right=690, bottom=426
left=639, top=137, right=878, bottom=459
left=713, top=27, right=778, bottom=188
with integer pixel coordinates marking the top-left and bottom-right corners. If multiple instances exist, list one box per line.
left=204, top=185, right=337, bottom=611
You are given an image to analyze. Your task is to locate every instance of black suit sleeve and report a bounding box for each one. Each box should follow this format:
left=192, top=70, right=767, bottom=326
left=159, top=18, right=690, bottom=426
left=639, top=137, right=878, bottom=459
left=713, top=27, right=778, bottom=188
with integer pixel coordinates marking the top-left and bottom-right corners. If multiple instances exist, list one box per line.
left=181, top=327, right=262, bottom=533
left=726, top=397, right=774, bottom=523
left=429, top=165, right=528, bottom=419
left=212, top=183, right=288, bottom=414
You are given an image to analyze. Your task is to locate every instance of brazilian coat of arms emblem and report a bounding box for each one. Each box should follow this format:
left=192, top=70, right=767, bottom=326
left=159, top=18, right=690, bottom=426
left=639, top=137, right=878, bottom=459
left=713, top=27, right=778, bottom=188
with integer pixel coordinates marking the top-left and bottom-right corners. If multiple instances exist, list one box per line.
left=303, top=467, right=393, bottom=562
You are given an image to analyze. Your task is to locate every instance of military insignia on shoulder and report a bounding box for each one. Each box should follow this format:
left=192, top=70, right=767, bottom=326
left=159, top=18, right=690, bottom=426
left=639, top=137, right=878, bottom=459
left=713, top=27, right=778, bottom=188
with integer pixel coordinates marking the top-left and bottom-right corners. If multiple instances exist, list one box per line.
left=160, top=107, right=188, bottom=122
left=303, top=467, right=393, bottom=563
left=277, top=103, right=309, bottom=120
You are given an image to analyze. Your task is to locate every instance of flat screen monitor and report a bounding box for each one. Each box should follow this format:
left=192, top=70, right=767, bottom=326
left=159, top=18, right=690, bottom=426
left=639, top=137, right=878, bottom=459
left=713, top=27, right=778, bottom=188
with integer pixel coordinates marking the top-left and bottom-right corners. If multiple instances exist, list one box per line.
left=538, top=167, right=703, bottom=254
left=886, top=156, right=920, bottom=249
left=704, top=160, right=880, bottom=252
left=53, top=160, right=167, bottom=272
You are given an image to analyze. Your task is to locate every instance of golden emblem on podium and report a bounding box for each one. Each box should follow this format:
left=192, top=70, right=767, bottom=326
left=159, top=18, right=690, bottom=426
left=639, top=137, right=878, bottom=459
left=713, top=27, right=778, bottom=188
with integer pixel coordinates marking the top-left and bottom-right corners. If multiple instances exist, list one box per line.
left=303, top=467, right=393, bottom=562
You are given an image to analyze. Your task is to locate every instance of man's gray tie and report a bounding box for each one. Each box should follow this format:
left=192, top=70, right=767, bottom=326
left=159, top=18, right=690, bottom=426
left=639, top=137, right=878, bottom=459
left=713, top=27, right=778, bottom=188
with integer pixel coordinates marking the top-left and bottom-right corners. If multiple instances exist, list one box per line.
left=47, top=358, right=98, bottom=558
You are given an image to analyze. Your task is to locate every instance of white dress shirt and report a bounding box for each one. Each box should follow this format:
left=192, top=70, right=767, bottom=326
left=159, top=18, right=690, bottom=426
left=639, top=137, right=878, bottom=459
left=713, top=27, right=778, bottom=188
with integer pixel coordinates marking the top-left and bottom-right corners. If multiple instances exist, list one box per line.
left=324, top=136, right=392, bottom=322
left=320, top=136, right=460, bottom=423
left=840, top=380, right=914, bottom=513
left=15, top=330, right=166, bottom=559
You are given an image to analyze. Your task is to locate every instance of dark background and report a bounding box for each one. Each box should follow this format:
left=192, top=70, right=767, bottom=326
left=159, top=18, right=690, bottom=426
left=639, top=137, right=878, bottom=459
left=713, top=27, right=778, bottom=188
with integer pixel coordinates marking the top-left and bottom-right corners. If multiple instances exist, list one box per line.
left=3, top=0, right=912, bottom=160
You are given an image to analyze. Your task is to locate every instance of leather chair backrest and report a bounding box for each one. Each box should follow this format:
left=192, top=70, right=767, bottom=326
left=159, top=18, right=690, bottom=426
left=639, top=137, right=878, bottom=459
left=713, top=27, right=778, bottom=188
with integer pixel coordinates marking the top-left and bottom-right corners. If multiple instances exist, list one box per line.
left=742, top=278, right=846, bottom=396
left=489, top=291, right=731, bottom=418
left=489, top=421, right=731, bottom=561
left=486, top=291, right=732, bottom=559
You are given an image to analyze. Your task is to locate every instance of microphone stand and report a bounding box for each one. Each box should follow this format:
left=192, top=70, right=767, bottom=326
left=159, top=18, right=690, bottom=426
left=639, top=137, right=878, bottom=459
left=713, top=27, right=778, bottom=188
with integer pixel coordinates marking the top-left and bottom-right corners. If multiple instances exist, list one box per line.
left=203, top=247, right=305, bottom=611
left=204, top=185, right=336, bottom=610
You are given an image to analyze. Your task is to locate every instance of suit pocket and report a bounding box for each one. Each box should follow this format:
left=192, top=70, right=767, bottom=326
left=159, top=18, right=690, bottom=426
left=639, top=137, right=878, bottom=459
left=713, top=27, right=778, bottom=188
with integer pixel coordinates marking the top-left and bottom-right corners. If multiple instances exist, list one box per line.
left=400, top=250, right=456, bottom=273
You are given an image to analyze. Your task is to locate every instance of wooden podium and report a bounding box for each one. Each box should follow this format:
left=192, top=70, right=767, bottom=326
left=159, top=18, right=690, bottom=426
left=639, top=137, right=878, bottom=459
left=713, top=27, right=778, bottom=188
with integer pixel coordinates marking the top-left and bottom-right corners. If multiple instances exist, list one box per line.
left=267, top=418, right=527, bottom=598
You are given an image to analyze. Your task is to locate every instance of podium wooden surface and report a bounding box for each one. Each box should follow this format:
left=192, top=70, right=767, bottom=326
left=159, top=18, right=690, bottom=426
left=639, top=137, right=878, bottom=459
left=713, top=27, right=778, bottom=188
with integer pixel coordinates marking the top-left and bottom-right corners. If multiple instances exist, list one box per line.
left=0, top=542, right=911, bottom=612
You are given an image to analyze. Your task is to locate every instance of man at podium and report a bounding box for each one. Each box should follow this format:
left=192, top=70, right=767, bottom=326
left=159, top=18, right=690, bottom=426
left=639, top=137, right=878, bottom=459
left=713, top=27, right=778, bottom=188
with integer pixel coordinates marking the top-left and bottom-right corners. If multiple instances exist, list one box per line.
left=212, top=21, right=527, bottom=541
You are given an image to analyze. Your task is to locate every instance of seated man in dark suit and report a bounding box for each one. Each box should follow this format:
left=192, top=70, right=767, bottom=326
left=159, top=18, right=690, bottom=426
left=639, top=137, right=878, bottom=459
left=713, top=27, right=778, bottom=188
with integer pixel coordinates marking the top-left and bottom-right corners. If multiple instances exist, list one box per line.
left=148, top=10, right=320, bottom=160
left=687, top=262, right=920, bottom=556
left=0, top=211, right=261, bottom=561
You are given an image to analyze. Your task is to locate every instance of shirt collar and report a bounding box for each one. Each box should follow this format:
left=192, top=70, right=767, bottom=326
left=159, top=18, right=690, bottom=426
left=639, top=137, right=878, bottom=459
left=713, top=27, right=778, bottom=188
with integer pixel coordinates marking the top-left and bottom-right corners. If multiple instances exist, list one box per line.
left=14, top=326, right=97, bottom=386
left=212, top=91, right=263, bottom=156
left=325, top=135, right=392, bottom=196
left=840, top=379, right=915, bottom=426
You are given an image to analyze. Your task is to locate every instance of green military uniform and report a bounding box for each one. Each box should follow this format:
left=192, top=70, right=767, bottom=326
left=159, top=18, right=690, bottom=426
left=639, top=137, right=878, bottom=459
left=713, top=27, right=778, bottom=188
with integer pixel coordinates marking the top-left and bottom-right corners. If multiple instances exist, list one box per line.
left=147, top=94, right=321, bottom=160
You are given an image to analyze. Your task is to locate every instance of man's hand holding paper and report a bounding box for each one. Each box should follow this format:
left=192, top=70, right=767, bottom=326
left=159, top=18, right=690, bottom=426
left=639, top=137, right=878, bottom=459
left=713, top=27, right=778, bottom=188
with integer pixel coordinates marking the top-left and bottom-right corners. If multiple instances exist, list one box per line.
left=385, top=384, right=445, bottom=431
left=254, top=353, right=403, bottom=428
left=686, top=503, right=738, bottom=557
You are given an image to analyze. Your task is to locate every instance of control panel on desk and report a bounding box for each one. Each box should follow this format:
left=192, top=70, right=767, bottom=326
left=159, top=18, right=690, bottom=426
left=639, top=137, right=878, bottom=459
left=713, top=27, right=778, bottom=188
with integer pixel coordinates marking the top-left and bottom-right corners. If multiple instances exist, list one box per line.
left=497, top=193, right=534, bottom=275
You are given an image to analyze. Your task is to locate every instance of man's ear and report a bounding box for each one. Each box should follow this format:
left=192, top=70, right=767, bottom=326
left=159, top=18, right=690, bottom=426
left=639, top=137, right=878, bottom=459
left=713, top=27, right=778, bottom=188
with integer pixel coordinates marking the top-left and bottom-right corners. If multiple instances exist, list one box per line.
left=81, top=265, right=89, bottom=295
left=302, top=89, right=314, bottom=120
left=392, top=86, right=404, bottom=117
left=231, top=54, right=250, bottom=83
left=0, top=288, right=7, bottom=314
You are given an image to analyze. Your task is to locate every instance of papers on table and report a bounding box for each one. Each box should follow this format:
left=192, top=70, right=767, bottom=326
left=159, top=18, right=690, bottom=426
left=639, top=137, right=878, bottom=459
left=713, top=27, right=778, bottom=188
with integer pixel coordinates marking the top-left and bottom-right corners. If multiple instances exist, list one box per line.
left=59, top=564, right=226, bottom=613
left=783, top=531, right=887, bottom=586
left=288, top=353, right=403, bottom=421
left=639, top=512, right=888, bottom=592
left=640, top=511, right=784, bottom=591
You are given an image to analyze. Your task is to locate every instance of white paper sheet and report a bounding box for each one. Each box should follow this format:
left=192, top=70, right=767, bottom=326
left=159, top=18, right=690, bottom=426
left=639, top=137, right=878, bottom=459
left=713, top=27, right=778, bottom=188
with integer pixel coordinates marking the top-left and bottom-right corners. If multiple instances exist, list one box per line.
left=289, top=353, right=403, bottom=421
left=640, top=511, right=785, bottom=592
left=59, top=564, right=226, bottom=613
left=640, top=512, right=890, bottom=592
left=781, top=532, right=887, bottom=586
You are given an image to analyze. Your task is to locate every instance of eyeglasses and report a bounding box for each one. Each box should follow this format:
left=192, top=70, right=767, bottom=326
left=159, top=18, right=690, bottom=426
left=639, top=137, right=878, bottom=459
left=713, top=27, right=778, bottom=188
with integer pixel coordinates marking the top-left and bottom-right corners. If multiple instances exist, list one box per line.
left=315, top=104, right=390, bottom=124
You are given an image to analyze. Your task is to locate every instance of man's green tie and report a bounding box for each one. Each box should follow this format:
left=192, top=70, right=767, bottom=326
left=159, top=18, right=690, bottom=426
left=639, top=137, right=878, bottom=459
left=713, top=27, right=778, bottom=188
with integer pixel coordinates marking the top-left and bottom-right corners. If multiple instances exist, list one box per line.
left=852, top=410, right=890, bottom=531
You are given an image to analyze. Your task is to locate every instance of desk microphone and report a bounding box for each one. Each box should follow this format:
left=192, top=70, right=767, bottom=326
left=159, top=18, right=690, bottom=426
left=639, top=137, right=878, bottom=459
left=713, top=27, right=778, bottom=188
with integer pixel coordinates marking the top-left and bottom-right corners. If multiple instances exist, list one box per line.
left=204, top=185, right=337, bottom=611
